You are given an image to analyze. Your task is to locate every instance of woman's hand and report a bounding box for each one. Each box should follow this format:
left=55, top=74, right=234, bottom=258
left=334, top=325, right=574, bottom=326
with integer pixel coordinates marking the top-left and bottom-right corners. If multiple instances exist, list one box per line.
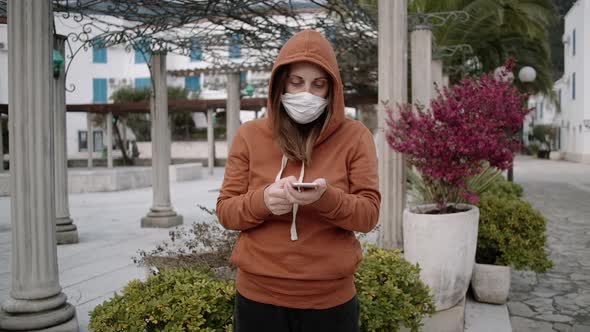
left=285, top=178, right=328, bottom=206
left=264, top=176, right=297, bottom=215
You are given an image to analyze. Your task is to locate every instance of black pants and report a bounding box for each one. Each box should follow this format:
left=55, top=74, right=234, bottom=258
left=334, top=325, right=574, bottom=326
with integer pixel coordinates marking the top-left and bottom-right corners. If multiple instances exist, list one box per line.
left=233, top=292, right=360, bottom=332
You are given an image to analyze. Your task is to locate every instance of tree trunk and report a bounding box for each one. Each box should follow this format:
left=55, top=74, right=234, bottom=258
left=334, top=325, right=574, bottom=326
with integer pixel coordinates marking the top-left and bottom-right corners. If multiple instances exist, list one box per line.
left=113, top=116, right=132, bottom=165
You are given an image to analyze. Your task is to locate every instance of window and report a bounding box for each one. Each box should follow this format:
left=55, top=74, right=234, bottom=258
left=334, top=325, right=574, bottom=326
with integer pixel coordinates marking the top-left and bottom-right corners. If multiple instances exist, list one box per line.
left=190, top=38, right=202, bottom=61
left=229, top=35, right=241, bottom=59
left=558, top=89, right=562, bottom=111
left=572, top=73, right=576, bottom=100
left=93, top=130, right=104, bottom=151
left=325, top=26, right=336, bottom=42
left=78, top=131, right=87, bottom=151
left=240, top=71, right=247, bottom=89
left=135, top=77, right=151, bottom=90
left=185, top=76, right=201, bottom=92
left=573, top=29, right=576, bottom=56
left=92, top=38, right=107, bottom=63
left=134, top=39, right=151, bottom=64
left=279, top=28, right=295, bottom=45
left=539, top=100, right=544, bottom=120
left=93, top=78, right=108, bottom=103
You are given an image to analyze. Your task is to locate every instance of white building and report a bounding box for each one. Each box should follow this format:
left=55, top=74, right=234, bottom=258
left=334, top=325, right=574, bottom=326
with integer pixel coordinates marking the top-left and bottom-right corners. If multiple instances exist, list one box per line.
left=0, top=17, right=268, bottom=162
left=1, top=7, right=360, bottom=164
left=559, top=0, right=590, bottom=163
left=523, top=79, right=564, bottom=149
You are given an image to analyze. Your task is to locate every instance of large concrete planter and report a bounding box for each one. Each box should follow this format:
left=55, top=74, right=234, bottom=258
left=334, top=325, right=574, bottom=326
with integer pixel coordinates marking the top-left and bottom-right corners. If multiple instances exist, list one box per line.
left=403, top=204, right=479, bottom=311
left=470, top=263, right=511, bottom=304
left=549, top=151, right=564, bottom=161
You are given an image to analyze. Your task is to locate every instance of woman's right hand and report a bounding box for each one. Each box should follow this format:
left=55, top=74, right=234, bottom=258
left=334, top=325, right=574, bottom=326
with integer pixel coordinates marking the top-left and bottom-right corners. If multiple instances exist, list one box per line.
left=264, top=176, right=297, bottom=216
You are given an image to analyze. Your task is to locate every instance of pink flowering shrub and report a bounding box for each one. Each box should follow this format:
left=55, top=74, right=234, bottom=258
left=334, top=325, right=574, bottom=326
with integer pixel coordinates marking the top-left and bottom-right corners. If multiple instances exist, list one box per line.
left=386, top=61, right=531, bottom=213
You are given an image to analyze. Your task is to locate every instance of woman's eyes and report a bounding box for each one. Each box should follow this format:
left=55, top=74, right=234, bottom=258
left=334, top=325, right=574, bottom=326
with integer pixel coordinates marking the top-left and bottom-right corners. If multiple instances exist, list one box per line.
left=288, top=80, right=326, bottom=88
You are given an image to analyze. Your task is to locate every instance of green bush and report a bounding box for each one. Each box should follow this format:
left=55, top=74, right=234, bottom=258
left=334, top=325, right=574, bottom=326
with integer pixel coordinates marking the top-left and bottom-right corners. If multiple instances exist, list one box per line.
left=476, top=195, right=553, bottom=272
left=92, top=245, right=435, bottom=332
left=484, top=177, right=523, bottom=200
left=95, top=208, right=434, bottom=331
left=356, top=246, right=435, bottom=332
left=89, top=268, right=235, bottom=332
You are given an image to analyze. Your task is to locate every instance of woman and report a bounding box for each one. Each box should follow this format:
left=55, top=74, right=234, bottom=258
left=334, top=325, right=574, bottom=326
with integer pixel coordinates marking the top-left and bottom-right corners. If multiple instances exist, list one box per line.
left=217, top=29, right=380, bottom=332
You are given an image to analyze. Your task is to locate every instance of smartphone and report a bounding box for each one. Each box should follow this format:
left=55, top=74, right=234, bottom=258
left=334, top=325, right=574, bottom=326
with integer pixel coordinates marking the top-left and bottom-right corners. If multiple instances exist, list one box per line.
left=292, top=182, right=319, bottom=190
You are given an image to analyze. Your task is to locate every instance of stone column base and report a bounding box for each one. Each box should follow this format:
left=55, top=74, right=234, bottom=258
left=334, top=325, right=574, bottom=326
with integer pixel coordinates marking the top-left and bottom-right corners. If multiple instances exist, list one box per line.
left=0, top=303, right=78, bottom=331
left=141, top=210, right=183, bottom=228
left=56, top=219, right=79, bottom=245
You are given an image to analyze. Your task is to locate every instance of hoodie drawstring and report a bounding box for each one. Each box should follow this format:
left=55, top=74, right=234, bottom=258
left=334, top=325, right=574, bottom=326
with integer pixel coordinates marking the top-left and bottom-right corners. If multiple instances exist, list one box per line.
left=275, top=155, right=304, bottom=241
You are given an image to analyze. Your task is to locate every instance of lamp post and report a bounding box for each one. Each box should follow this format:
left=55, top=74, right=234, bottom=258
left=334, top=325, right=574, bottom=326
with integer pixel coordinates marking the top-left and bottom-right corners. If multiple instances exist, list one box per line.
left=496, top=65, right=536, bottom=182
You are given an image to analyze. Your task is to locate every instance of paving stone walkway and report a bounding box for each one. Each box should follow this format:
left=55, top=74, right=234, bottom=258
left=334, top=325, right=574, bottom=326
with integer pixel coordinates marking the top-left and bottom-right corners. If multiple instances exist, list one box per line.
left=509, top=157, right=590, bottom=332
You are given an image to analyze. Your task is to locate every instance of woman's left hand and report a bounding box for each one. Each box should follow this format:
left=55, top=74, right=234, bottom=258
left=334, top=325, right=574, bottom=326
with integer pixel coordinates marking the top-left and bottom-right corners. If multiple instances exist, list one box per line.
left=285, top=178, right=328, bottom=206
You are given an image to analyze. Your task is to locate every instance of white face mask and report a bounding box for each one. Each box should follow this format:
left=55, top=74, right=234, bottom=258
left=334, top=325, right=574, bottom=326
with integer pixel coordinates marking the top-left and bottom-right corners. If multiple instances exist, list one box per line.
left=281, top=92, right=328, bottom=124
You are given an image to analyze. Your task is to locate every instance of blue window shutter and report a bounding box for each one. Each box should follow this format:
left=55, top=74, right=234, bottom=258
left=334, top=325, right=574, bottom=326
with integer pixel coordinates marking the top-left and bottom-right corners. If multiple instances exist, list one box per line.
left=190, top=38, right=202, bottom=61
left=240, top=71, right=247, bottom=89
left=92, top=38, right=107, bottom=63
left=93, top=78, right=107, bottom=103
left=325, top=26, right=336, bottom=42
left=185, top=76, right=200, bottom=92
left=573, top=29, right=576, bottom=56
left=572, top=73, right=576, bottom=100
left=134, top=39, right=151, bottom=64
left=229, top=35, right=241, bottom=59
left=135, top=77, right=151, bottom=90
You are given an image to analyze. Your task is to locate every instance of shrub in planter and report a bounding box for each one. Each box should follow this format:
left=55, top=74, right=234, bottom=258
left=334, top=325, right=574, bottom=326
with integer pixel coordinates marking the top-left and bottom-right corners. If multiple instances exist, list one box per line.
left=387, top=60, right=531, bottom=310
left=485, top=176, right=523, bottom=200
left=356, top=246, right=435, bottom=332
left=92, top=245, right=435, bottom=332
left=124, top=210, right=435, bottom=331
left=89, top=268, right=235, bottom=332
left=133, top=206, right=239, bottom=279
left=476, top=194, right=552, bottom=272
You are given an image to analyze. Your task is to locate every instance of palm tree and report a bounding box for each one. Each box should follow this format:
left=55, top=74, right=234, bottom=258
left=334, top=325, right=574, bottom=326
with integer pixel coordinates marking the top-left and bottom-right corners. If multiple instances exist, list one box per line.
left=409, top=0, right=557, bottom=94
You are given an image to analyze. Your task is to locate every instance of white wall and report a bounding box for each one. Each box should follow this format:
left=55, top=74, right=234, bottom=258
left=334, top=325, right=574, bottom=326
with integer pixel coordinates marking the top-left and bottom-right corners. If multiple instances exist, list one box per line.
left=560, top=0, right=590, bottom=162
left=0, top=25, right=8, bottom=104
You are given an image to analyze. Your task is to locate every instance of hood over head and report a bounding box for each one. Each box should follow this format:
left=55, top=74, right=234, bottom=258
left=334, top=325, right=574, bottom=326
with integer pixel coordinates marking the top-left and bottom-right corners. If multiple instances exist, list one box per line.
left=267, top=29, right=345, bottom=145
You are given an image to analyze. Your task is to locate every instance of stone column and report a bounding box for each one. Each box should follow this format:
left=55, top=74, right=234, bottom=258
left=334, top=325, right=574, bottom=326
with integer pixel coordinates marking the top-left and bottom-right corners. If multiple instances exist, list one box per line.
left=431, top=58, right=443, bottom=98
left=54, top=34, right=79, bottom=245
left=207, top=108, right=215, bottom=176
left=141, top=53, right=183, bottom=228
left=377, top=0, right=407, bottom=250
left=410, top=25, right=432, bottom=109
left=442, top=74, right=450, bottom=88
left=0, top=1, right=78, bottom=330
left=106, top=112, right=113, bottom=168
left=87, top=112, right=94, bottom=168
left=226, top=72, right=241, bottom=149
left=0, top=116, right=4, bottom=172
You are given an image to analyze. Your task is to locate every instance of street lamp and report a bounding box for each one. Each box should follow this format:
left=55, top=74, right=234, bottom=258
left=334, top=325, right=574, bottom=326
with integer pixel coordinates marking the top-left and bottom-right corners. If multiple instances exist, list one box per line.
left=497, top=65, right=537, bottom=182
left=518, top=66, right=537, bottom=83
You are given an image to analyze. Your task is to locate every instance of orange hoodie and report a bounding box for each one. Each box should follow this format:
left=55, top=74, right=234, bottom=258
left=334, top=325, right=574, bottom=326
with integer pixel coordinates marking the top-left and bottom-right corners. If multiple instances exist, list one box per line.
left=216, top=30, right=380, bottom=309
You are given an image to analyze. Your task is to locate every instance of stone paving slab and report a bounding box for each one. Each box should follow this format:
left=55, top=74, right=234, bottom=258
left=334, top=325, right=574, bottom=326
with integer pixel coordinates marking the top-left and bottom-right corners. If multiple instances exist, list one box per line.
left=465, top=296, right=511, bottom=332
left=509, top=157, right=590, bottom=331
left=0, top=168, right=226, bottom=331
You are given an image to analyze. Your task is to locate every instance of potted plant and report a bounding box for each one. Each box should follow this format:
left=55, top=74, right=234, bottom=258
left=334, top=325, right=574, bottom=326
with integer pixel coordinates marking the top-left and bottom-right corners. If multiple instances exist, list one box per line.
left=470, top=180, right=552, bottom=304
left=386, top=61, right=530, bottom=310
